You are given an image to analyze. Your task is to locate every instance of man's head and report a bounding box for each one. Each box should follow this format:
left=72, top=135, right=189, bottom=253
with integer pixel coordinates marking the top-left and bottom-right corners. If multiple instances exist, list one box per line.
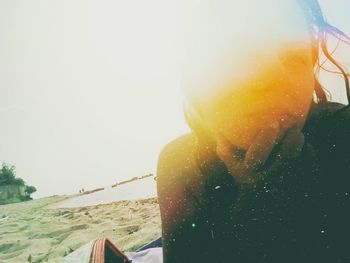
left=183, top=0, right=349, bottom=151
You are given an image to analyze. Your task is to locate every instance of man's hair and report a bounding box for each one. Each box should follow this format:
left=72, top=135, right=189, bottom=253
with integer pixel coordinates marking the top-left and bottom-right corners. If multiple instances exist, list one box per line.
left=299, top=0, right=350, bottom=106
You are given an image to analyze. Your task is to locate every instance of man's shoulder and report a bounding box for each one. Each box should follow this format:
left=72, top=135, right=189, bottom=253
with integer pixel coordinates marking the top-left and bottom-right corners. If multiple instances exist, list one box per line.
left=306, top=101, right=347, bottom=122
left=158, top=133, right=195, bottom=160
left=157, top=133, right=197, bottom=174
left=157, top=133, right=202, bottom=188
left=304, top=102, right=350, bottom=171
left=304, top=102, right=349, bottom=139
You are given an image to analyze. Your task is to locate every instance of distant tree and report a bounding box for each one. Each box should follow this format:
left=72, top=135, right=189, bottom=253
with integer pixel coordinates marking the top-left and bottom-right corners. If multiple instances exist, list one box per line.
left=0, top=163, right=18, bottom=186
left=14, top=177, right=25, bottom=185
left=25, top=185, right=37, bottom=195
left=0, top=163, right=37, bottom=198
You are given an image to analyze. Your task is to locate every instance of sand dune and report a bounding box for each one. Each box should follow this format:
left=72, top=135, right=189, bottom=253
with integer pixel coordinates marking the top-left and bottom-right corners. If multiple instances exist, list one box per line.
left=0, top=195, right=161, bottom=262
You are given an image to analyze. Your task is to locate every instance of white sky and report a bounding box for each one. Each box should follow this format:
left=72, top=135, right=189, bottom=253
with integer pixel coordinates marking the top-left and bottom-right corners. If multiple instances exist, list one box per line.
left=0, top=0, right=349, bottom=198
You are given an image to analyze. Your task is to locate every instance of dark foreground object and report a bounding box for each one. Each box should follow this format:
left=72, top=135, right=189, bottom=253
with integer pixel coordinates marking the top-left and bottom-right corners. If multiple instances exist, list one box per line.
left=157, top=102, right=350, bottom=263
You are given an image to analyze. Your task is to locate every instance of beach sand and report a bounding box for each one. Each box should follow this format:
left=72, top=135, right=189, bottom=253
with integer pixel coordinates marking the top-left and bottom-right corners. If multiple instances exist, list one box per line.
left=0, top=195, right=161, bottom=263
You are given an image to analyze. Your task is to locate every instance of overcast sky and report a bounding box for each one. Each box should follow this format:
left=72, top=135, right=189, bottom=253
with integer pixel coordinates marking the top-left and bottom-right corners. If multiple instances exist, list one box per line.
left=0, top=0, right=349, bottom=198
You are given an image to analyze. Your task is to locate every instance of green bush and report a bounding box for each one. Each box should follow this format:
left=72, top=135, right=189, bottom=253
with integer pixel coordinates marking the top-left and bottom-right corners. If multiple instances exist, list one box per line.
left=25, top=185, right=37, bottom=195
left=0, top=163, right=37, bottom=198
left=0, top=163, right=18, bottom=186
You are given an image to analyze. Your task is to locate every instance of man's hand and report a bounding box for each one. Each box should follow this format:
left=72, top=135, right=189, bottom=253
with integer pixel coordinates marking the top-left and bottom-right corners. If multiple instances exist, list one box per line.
left=216, top=122, right=305, bottom=183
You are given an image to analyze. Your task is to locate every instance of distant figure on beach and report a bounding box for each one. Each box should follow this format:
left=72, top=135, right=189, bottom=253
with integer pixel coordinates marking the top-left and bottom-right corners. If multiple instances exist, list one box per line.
left=129, top=207, right=137, bottom=219
left=157, top=1, right=350, bottom=262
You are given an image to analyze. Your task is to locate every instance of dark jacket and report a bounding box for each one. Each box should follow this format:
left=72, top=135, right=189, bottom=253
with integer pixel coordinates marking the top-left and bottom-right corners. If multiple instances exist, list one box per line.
left=157, top=102, right=350, bottom=263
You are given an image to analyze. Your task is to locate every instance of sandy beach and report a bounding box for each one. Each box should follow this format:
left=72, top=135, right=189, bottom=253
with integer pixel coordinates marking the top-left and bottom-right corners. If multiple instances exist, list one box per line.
left=0, top=194, right=161, bottom=262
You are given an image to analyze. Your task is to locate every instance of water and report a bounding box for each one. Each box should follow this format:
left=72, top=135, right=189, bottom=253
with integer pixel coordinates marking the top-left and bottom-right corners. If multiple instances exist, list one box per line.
left=56, top=176, right=157, bottom=208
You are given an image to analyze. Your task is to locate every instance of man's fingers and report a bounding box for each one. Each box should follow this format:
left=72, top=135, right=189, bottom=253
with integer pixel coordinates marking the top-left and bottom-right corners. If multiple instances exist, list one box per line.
left=216, top=136, right=244, bottom=176
left=244, top=122, right=282, bottom=169
left=277, top=125, right=305, bottom=160
left=266, top=125, right=305, bottom=173
left=215, top=123, right=305, bottom=183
